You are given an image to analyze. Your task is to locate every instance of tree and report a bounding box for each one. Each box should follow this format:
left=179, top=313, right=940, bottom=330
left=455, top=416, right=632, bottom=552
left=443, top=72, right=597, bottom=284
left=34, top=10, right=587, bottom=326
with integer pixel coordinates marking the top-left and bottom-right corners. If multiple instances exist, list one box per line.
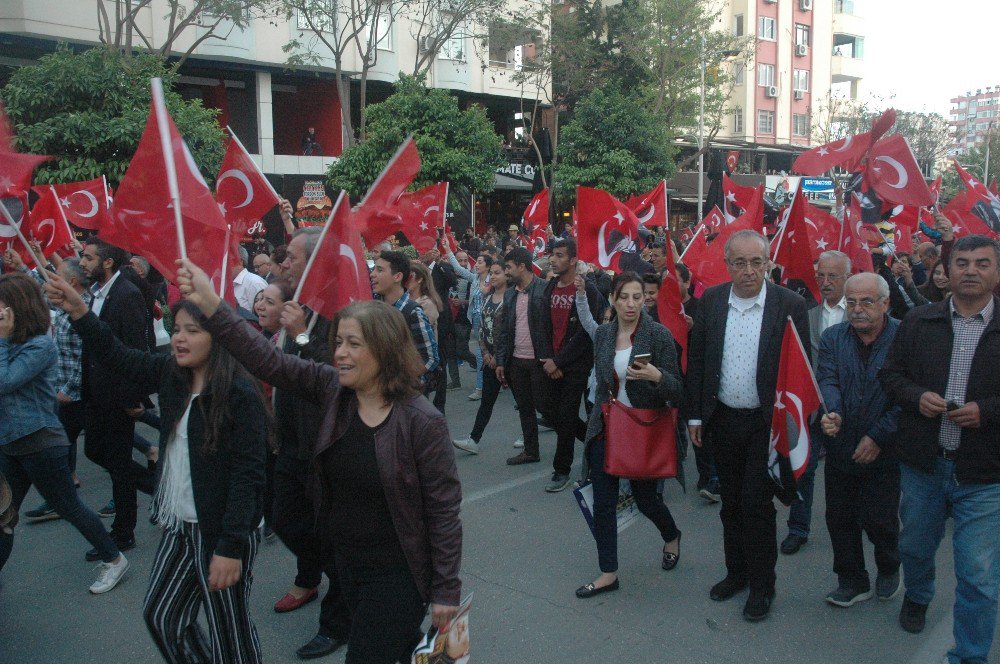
left=327, top=75, right=503, bottom=199
left=1, top=47, right=224, bottom=187
left=553, top=87, right=675, bottom=203
left=96, top=0, right=276, bottom=70
left=405, top=0, right=505, bottom=77
left=941, top=132, right=1000, bottom=201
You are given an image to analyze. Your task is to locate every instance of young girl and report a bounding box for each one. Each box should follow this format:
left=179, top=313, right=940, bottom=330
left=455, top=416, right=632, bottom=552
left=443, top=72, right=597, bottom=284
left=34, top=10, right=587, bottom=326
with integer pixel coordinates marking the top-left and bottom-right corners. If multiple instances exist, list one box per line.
left=0, top=273, right=127, bottom=594
left=45, top=274, right=269, bottom=664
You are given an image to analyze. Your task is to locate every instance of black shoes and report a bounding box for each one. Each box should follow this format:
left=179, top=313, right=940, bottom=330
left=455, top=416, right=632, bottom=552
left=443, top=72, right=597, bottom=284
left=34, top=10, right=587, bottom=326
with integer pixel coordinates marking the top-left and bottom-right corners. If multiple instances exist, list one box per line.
left=780, top=533, right=808, bottom=555
left=506, top=452, right=540, bottom=465
left=899, top=596, right=928, bottom=634
left=743, top=589, right=775, bottom=622
left=296, top=634, right=348, bottom=660
left=661, top=532, right=681, bottom=571
left=86, top=535, right=135, bottom=562
left=710, top=576, right=748, bottom=601
left=575, top=578, right=620, bottom=599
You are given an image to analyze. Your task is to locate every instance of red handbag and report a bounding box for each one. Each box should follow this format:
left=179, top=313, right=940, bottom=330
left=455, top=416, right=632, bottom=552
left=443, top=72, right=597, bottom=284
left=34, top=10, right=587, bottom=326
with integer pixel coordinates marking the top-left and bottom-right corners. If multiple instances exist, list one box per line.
left=601, top=399, right=678, bottom=479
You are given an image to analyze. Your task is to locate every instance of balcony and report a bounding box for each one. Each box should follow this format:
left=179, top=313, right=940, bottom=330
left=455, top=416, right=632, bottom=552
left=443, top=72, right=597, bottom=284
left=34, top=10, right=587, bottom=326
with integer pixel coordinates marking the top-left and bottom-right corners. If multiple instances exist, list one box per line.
left=832, top=12, right=865, bottom=40
left=832, top=55, right=864, bottom=82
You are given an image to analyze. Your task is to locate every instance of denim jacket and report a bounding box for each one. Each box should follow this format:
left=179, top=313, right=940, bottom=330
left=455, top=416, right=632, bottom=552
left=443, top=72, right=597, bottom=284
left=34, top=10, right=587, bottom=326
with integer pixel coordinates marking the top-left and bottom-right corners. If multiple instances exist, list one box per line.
left=0, top=335, right=63, bottom=446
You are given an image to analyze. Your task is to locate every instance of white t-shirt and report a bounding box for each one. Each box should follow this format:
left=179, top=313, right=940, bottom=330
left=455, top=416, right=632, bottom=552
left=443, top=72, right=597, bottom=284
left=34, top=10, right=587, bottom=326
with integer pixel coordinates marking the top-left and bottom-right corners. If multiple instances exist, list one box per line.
left=614, top=347, right=633, bottom=407
left=159, top=396, right=199, bottom=525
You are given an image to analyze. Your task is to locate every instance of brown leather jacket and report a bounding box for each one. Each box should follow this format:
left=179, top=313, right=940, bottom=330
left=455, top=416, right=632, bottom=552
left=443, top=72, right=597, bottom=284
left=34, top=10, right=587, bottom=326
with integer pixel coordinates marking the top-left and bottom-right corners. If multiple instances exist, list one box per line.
left=204, top=305, right=463, bottom=605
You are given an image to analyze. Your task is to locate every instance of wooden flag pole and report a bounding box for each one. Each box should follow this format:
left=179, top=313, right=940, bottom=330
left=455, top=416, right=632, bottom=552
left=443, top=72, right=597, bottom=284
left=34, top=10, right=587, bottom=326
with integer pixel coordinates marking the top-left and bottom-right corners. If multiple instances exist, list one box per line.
left=151, top=78, right=187, bottom=261
left=0, top=200, right=48, bottom=281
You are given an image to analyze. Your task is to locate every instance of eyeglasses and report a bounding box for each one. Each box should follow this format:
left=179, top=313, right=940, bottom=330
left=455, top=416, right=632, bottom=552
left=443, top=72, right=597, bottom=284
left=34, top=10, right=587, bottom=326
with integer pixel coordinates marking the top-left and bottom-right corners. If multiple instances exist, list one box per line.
left=727, top=258, right=767, bottom=271
left=815, top=273, right=845, bottom=282
left=845, top=297, right=883, bottom=309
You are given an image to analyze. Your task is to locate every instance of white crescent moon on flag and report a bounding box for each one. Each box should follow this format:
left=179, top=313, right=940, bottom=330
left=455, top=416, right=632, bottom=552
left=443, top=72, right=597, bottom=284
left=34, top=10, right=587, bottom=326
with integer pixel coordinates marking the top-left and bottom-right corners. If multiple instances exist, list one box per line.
left=340, top=243, right=360, bottom=281
left=804, top=217, right=818, bottom=232
left=529, top=199, right=540, bottom=217
left=423, top=205, right=440, bottom=218
left=637, top=204, right=655, bottom=224
left=874, top=156, right=908, bottom=189
left=597, top=221, right=613, bottom=267
left=70, top=190, right=99, bottom=218
left=35, top=218, right=56, bottom=248
left=217, top=169, right=254, bottom=208
left=834, top=135, right=854, bottom=152
left=182, top=143, right=209, bottom=189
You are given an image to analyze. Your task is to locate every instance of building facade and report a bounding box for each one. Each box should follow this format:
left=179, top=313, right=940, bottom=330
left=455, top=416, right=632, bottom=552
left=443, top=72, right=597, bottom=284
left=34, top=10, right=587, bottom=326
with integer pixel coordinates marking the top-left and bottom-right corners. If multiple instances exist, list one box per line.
left=949, top=87, right=1000, bottom=155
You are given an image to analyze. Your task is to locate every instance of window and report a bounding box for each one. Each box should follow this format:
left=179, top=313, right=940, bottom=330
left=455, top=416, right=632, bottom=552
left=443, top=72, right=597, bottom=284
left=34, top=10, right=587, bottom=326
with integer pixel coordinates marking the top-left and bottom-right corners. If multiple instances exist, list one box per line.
left=793, top=69, right=810, bottom=92
left=758, top=110, right=775, bottom=134
left=733, top=63, right=745, bottom=85
left=734, top=14, right=744, bottom=37
left=758, top=63, right=775, bottom=87
left=793, top=113, right=810, bottom=137
left=758, top=16, right=776, bottom=40
left=835, top=0, right=856, bottom=14
left=795, top=24, right=810, bottom=47
left=734, top=108, right=744, bottom=133
left=297, top=1, right=334, bottom=31
left=373, top=12, right=392, bottom=51
left=440, top=30, right=465, bottom=61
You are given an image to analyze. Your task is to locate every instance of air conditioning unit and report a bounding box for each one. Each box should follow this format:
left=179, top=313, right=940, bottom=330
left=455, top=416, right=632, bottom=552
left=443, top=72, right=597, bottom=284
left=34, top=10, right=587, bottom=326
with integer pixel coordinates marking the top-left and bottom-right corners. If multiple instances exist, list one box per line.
left=794, top=90, right=805, bottom=100
left=418, top=36, right=432, bottom=53
left=796, top=43, right=808, bottom=57
left=765, top=85, right=779, bottom=98
left=800, top=0, right=813, bottom=10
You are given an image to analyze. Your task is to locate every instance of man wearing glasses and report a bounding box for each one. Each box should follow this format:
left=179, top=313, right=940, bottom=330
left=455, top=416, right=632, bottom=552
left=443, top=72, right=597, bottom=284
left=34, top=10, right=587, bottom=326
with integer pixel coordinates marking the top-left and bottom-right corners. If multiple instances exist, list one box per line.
left=816, top=273, right=902, bottom=608
left=685, top=230, right=810, bottom=622
left=782, top=251, right=852, bottom=556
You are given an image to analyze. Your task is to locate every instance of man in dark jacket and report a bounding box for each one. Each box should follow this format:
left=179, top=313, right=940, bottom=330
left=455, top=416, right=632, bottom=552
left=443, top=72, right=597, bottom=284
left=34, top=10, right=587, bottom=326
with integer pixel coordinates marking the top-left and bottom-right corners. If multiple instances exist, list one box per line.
left=495, top=247, right=554, bottom=466
left=539, top=239, right=603, bottom=492
left=817, top=273, right=901, bottom=608
left=880, top=235, right=1000, bottom=663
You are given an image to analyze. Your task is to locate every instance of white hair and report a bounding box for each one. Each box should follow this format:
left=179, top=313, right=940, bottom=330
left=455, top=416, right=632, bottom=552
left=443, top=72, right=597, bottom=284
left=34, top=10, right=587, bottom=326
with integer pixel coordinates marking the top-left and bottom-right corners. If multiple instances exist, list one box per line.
left=845, top=272, right=890, bottom=299
left=724, top=230, right=769, bottom=259
left=817, top=250, right=851, bottom=273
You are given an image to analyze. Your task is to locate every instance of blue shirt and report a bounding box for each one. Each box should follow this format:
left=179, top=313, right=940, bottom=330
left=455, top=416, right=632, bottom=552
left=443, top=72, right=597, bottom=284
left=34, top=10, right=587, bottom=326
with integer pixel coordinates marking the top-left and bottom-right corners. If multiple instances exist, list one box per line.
left=0, top=335, right=63, bottom=446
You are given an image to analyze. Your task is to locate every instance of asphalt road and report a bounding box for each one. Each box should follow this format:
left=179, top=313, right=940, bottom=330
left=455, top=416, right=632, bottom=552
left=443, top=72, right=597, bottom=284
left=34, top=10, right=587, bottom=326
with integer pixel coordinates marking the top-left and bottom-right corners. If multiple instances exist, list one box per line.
left=1, top=369, right=997, bottom=663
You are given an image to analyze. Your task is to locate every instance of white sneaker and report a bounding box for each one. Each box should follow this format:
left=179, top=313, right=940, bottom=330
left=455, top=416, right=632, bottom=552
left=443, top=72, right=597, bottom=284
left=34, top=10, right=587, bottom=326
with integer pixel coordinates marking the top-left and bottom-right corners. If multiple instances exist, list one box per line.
left=89, top=554, right=129, bottom=594
left=453, top=438, right=480, bottom=455
left=512, top=438, right=524, bottom=448
left=467, top=389, right=482, bottom=401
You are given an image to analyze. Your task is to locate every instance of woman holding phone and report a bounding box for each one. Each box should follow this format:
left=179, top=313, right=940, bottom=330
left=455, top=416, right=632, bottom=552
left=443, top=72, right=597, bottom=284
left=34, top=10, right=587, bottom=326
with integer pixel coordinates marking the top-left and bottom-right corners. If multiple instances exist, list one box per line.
left=574, top=271, right=684, bottom=599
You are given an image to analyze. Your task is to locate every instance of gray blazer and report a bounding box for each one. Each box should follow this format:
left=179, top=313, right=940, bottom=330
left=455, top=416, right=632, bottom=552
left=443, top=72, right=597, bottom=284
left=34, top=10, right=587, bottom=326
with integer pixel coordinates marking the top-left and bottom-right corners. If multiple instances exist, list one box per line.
left=807, top=304, right=824, bottom=370
left=584, top=310, right=684, bottom=444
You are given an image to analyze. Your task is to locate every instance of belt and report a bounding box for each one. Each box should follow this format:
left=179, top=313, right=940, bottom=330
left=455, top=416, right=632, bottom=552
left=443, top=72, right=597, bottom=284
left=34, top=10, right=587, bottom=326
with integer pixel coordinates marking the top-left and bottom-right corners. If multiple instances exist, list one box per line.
left=938, top=447, right=959, bottom=461
left=717, top=403, right=763, bottom=417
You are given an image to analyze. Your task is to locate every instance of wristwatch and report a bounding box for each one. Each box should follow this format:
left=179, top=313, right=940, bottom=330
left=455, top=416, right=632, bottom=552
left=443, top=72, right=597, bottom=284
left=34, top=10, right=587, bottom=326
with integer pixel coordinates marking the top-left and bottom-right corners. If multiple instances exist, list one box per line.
left=295, top=332, right=310, bottom=346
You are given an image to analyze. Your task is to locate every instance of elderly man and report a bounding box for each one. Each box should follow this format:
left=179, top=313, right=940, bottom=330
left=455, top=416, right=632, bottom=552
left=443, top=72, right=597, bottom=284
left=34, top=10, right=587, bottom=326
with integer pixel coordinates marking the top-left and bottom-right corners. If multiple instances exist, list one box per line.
left=915, top=242, right=939, bottom=286
left=686, top=230, right=810, bottom=621
left=252, top=252, right=274, bottom=282
left=817, top=273, right=901, bottom=607
left=232, top=246, right=268, bottom=312
left=881, top=235, right=1000, bottom=663
left=782, top=250, right=852, bottom=556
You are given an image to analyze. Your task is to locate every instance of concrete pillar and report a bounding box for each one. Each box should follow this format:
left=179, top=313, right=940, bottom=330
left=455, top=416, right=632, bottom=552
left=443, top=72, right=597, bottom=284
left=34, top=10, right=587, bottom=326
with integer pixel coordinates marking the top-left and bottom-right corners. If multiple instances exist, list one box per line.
left=256, top=71, right=275, bottom=173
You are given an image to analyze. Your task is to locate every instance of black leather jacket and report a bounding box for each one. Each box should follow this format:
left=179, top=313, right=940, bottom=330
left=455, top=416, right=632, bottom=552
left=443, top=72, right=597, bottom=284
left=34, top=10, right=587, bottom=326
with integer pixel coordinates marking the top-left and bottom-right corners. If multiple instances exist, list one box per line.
left=494, top=275, right=554, bottom=366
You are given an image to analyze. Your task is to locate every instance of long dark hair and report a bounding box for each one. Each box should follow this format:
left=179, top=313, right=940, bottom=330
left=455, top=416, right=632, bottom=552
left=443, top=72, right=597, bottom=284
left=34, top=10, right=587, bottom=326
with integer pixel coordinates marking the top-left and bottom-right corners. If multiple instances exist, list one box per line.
left=0, top=273, right=50, bottom=344
left=169, top=301, right=271, bottom=454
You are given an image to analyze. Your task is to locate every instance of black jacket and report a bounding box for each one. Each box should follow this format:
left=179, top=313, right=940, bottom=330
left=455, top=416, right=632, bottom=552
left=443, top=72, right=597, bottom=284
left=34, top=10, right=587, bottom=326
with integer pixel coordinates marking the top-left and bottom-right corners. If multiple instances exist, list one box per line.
left=542, top=276, right=603, bottom=373
left=82, top=271, right=149, bottom=410
left=72, top=312, right=268, bottom=558
left=684, top=282, right=810, bottom=425
left=494, top=276, right=554, bottom=367
left=879, top=297, right=1000, bottom=484
left=275, top=312, right=332, bottom=461
left=431, top=262, right=456, bottom=334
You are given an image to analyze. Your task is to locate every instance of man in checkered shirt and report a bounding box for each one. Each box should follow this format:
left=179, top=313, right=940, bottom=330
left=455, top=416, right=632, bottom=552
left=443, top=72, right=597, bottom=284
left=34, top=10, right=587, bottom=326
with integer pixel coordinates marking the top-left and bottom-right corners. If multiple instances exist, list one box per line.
left=881, top=234, right=1000, bottom=664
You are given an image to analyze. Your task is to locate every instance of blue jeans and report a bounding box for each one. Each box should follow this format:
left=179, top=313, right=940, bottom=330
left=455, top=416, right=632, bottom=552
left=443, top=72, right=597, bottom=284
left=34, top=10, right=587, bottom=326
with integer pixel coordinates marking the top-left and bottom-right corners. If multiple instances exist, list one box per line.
left=787, top=444, right=821, bottom=538
left=0, top=445, right=120, bottom=570
left=899, top=460, right=1000, bottom=664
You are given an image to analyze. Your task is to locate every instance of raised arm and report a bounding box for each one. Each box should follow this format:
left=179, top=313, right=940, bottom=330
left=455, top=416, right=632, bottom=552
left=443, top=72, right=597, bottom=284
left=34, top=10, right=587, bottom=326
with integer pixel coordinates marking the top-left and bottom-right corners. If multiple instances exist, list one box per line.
left=573, top=275, right=598, bottom=340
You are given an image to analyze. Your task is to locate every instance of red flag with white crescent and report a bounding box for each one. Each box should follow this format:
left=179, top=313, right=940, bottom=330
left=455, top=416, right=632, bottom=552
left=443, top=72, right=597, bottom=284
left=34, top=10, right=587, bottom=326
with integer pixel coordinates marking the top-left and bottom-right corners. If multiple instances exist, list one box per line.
left=626, top=181, right=667, bottom=227
left=722, top=174, right=757, bottom=223
left=656, top=226, right=688, bottom=371
left=952, top=160, right=1000, bottom=234
left=44, top=178, right=110, bottom=231
left=0, top=102, right=51, bottom=198
left=216, top=128, right=282, bottom=240
left=395, top=182, right=447, bottom=254
left=25, top=186, right=74, bottom=259
left=522, top=189, right=549, bottom=232
left=575, top=186, right=640, bottom=272
left=356, top=137, right=422, bottom=247
left=866, top=134, right=934, bottom=208
left=793, top=133, right=872, bottom=176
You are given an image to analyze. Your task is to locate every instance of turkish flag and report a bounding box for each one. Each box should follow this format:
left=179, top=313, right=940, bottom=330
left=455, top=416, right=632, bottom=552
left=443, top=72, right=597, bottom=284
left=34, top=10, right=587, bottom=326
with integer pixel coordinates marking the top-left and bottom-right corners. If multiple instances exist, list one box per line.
left=356, top=137, right=422, bottom=246
left=952, top=160, right=1000, bottom=234
left=682, top=204, right=763, bottom=288
left=0, top=192, right=30, bottom=259
left=25, top=186, right=74, bottom=259
left=441, top=222, right=460, bottom=255
left=522, top=188, right=550, bottom=232
left=942, top=195, right=1000, bottom=239
left=726, top=150, right=741, bottom=173
left=677, top=226, right=695, bottom=244
left=866, top=134, right=934, bottom=208
left=527, top=222, right=548, bottom=257
left=793, top=133, right=872, bottom=176
left=44, top=178, right=110, bottom=231
left=0, top=103, right=50, bottom=198
left=892, top=223, right=914, bottom=255
left=106, top=79, right=229, bottom=287
left=722, top=174, right=758, bottom=222
left=768, top=318, right=821, bottom=505
left=697, top=205, right=726, bottom=234
left=773, top=190, right=826, bottom=303
left=296, top=193, right=372, bottom=320
left=395, top=182, right=447, bottom=253
left=840, top=197, right=875, bottom=273
left=656, top=226, right=688, bottom=371
left=576, top=186, right=640, bottom=272
left=217, top=128, right=282, bottom=239
left=626, top=181, right=667, bottom=227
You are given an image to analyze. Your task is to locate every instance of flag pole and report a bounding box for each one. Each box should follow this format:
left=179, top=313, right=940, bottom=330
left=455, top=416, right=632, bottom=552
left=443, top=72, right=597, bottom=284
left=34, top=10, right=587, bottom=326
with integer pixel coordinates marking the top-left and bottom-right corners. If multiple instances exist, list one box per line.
left=219, top=224, right=231, bottom=299
left=787, top=314, right=826, bottom=412
left=770, top=188, right=797, bottom=262
left=678, top=224, right=705, bottom=261
left=226, top=126, right=281, bottom=202
left=662, top=179, right=669, bottom=229
left=0, top=200, right=48, bottom=281
left=151, top=78, right=187, bottom=261
left=276, top=190, right=347, bottom=350
left=49, top=186, right=81, bottom=259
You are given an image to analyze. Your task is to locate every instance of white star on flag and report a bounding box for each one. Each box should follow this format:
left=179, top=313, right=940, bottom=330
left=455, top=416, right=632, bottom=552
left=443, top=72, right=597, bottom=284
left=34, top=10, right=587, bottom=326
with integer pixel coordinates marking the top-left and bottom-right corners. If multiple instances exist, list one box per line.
left=726, top=192, right=736, bottom=202
left=817, top=147, right=829, bottom=156
left=218, top=201, right=227, bottom=216
left=953, top=225, right=963, bottom=234
left=0, top=176, right=12, bottom=190
left=419, top=221, right=429, bottom=231
left=815, top=238, right=828, bottom=250
left=60, top=197, right=71, bottom=208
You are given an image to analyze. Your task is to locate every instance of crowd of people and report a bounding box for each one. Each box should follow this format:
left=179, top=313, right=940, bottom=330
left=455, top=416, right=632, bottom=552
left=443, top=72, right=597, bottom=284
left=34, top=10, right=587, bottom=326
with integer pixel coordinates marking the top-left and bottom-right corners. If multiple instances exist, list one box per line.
left=0, top=203, right=998, bottom=664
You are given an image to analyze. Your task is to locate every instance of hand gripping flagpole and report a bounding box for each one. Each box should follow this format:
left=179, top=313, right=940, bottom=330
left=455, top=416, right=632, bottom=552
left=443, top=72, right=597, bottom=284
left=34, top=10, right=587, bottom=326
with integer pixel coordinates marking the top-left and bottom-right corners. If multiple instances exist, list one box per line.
left=151, top=78, right=187, bottom=262
left=0, top=199, right=49, bottom=282
left=275, top=191, right=348, bottom=350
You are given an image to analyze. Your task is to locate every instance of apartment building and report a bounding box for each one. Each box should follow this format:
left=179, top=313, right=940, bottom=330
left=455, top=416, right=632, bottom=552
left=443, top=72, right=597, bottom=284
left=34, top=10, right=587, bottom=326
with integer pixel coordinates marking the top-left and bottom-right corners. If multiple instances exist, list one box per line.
left=949, top=86, right=1000, bottom=155
left=0, top=0, right=551, bottom=237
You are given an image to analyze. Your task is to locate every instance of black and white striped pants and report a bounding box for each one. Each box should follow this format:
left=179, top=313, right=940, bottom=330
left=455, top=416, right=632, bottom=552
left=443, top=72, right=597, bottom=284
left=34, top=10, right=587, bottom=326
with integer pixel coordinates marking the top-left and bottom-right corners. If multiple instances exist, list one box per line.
left=143, top=522, right=262, bottom=664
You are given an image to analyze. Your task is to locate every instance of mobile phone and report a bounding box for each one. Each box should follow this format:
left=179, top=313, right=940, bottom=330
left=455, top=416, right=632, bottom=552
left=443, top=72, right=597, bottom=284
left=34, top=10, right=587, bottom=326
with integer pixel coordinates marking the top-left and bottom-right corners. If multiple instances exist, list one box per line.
left=946, top=400, right=961, bottom=411
left=632, top=353, right=652, bottom=367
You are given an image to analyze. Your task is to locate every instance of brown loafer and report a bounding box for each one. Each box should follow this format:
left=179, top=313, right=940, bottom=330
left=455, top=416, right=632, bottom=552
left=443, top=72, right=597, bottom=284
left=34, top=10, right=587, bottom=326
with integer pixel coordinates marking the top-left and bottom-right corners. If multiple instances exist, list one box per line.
left=506, top=452, right=541, bottom=465
left=274, top=587, right=318, bottom=613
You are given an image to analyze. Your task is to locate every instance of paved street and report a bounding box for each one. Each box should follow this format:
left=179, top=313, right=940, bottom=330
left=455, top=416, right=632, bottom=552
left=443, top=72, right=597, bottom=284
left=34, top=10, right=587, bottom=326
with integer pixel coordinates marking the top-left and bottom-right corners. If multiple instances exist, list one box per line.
left=1, top=370, right=997, bottom=663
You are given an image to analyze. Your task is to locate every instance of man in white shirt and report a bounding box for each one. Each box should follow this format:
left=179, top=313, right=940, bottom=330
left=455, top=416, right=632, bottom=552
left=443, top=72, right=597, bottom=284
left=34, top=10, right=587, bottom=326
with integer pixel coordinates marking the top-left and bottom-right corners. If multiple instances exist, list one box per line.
left=685, top=230, right=810, bottom=622
left=232, top=246, right=268, bottom=313
left=782, top=250, right=852, bottom=556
